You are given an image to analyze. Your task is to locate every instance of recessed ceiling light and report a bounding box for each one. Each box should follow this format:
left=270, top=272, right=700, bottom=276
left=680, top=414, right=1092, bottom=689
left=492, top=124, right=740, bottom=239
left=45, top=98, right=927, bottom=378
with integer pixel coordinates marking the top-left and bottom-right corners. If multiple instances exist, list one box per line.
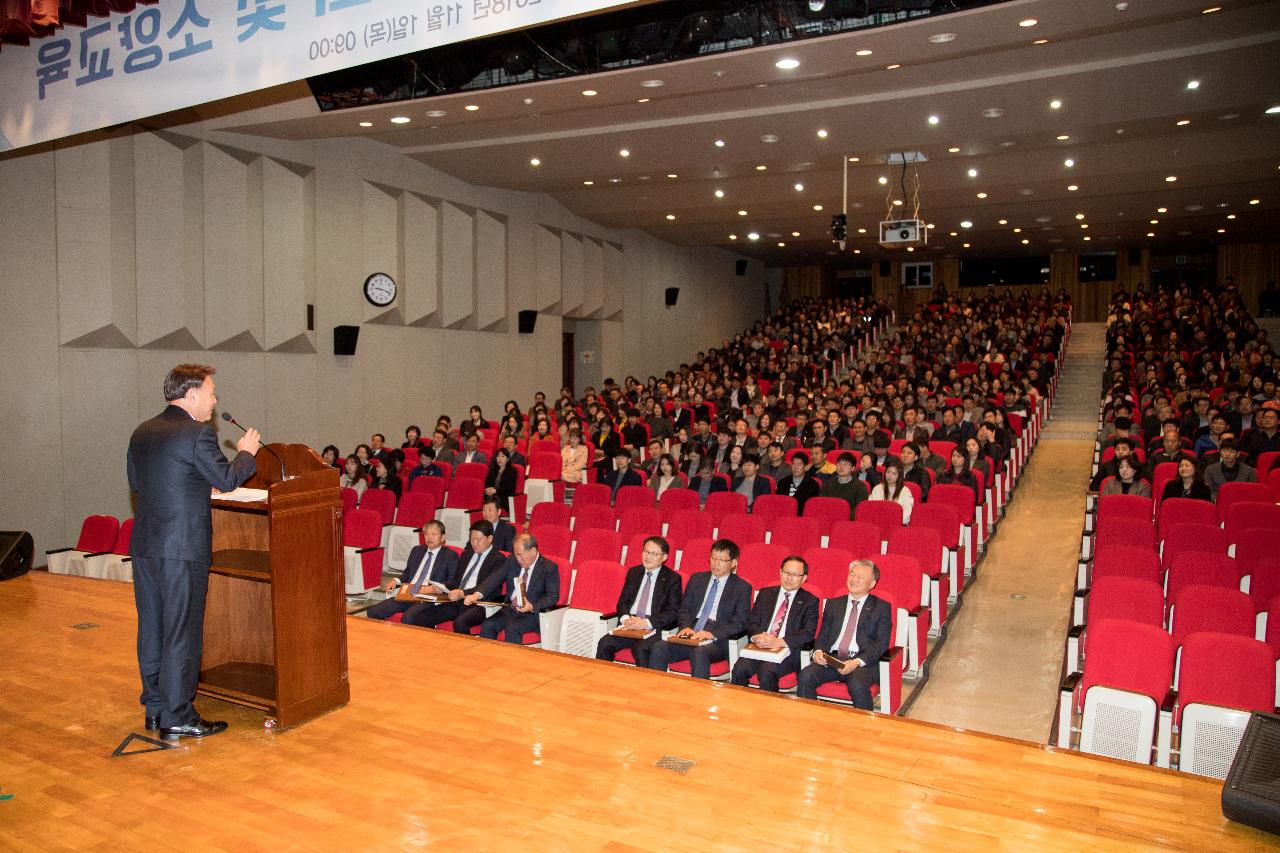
left=714, top=189, right=725, bottom=198
left=976, top=192, right=988, bottom=199
left=714, top=139, right=726, bottom=147
left=426, top=109, right=447, bottom=117
left=358, top=121, right=373, bottom=127
left=967, top=168, right=978, bottom=178
left=813, top=204, right=824, bottom=211
left=1064, top=158, right=1075, bottom=168
left=886, top=63, right=902, bottom=70
left=1267, top=106, right=1280, bottom=115
left=747, top=232, right=760, bottom=240
left=640, top=79, right=664, bottom=88
left=1019, top=188, right=1035, bottom=196
left=1013, top=227, right=1022, bottom=233
left=777, top=242, right=786, bottom=247
left=856, top=49, right=873, bottom=56
left=1067, top=184, right=1079, bottom=191
left=1155, top=207, right=1167, bottom=214
left=756, top=165, right=768, bottom=171
left=1186, top=80, right=1200, bottom=90
left=1083, top=235, right=1092, bottom=241
left=1177, top=119, right=1191, bottom=126
left=1218, top=228, right=1227, bottom=233
left=761, top=134, right=779, bottom=144
left=857, top=227, right=867, bottom=234
left=464, top=104, right=479, bottom=111
left=878, top=176, right=888, bottom=185
left=637, top=98, right=650, bottom=103
left=814, top=129, right=829, bottom=140
left=794, top=183, right=805, bottom=191
left=1021, top=238, right=1030, bottom=245
left=1147, top=232, right=1156, bottom=237
left=775, top=58, right=800, bottom=70
left=390, top=116, right=411, bottom=124
left=729, top=234, right=737, bottom=240
left=982, top=108, right=1004, bottom=118
left=848, top=156, right=860, bottom=162
left=963, top=242, right=971, bottom=248
left=1033, top=39, right=1048, bottom=45
left=1227, top=214, right=1237, bottom=220
left=1057, top=134, right=1070, bottom=140
left=1050, top=99, right=1063, bottom=110
left=1166, top=175, right=1178, bottom=182
left=928, top=115, right=940, bottom=125
left=792, top=231, right=801, bottom=237
left=997, top=219, right=1008, bottom=226
left=960, top=220, right=973, bottom=228
left=1150, top=218, right=1159, bottom=224
left=1250, top=198, right=1261, bottom=204
left=738, top=210, right=748, bottom=216
left=619, top=149, right=630, bottom=157
left=950, top=231, right=958, bottom=236
left=892, top=199, right=904, bottom=206
left=1075, top=213, right=1086, bottom=220
left=929, top=33, right=956, bottom=43
left=1202, top=6, right=1221, bottom=13
left=667, top=173, right=678, bottom=179
left=1019, top=18, right=1038, bottom=27
left=948, top=146, right=961, bottom=153
left=581, top=89, right=598, bottom=97
left=529, top=158, right=541, bottom=166
left=583, top=180, right=594, bottom=186
left=665, top=214, right=675, bottom=221
left=1079, top=223, right=1088, bottom=229
left=609, top=177, right=621, bottom=183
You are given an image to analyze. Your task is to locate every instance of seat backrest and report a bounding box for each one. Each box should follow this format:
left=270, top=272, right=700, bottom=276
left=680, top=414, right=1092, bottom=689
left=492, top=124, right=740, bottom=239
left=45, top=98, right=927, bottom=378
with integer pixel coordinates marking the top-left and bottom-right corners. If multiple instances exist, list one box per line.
left=409, top=475, right=446, bottom=505
left=1255, top=451, right=1280, bottom=479
left=1248, top=561, right=1280, bottom=615
left=1092, top=544, right=1162, bottom=584
left=1080, top=618, right=1175, bottom=706
left=113, top=518, right=134, bottom=555
left=872, top=553, right=925, bottom=610
left=453, top=461, right=488, bottom=482
left=886, top=527, right=944, bottom=578
left=1171, top=584, right=1256, bottom=648
left=570, top=560, right=628, bottom=612
left=678, top=537, right=714, bottom=574
left=1095, top=517, right=1157, bottom=553
left=751, top=494, right=798, bottom=525
left=826, top=520, right=884, bottom=561
left=529, top=451, right=562, bottom=480
left=572, top=504, right=617, bottom=533
left=432, top=461, right=453, bottom=483
left=342, top=508, right=382, bottom=548
left=445, top=478, right=484, bottom=511
left=1156, top=497, right=1216, bottom=539
left=855, top=500, right=905, bottom=539
left=658, top=488, right=700, bottom=518
left=1266, top=594, right=1280, bottom=658
left=77, top=515, right=119, bottom=552
left=909, top=503, right=960, bottom=549
left=617, top=507, right=662, bottom=541
left=801, top=546, right=856, bottom=596
left=341, top=487, right=359, bottom=515
left=1223, top=502, right=1280, bottom=545
left=614, top=485, right=655, bottom=511
left=529, top=523, right=573, bottom=561
left=664, top=509, right=715, bottom=549
left=738, top=542, right=792, bottom=590
left=393, top=491, right=437, bottom=527
left=572, top=528, right=623, bottom=564
left=1087, top=576, right=1165, bottom=627
left=1235, top=527, right=1278, bottom=582
left=715, top=512, right=767, bottom=546
left=529, top=501, right=571, bottom=528
left=1216, top=482, right=1276, bottom=523
left=1165, top=552, right=1240, bottom=605
left=802, top=496, right=852, bottom=534
left=704, top=491, right=749, bottom=524
left=572, top=482, right=612, bottom=507
left=360, top=488, right=397, bottom=524
left=770, top=516, right=822, bottom=553
left=1177, top=632, right=1276, bottom=726
left=1161, top=523, right=1228, bottom=570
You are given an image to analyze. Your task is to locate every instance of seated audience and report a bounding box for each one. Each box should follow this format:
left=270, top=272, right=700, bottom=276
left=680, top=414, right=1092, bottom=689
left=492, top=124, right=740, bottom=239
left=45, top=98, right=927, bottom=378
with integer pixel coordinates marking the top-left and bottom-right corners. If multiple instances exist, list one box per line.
left=595, top=536, right=683, bottom=664
left=1203, top=438, right=1256, bottom=501
left=404, top=521, right=505, bottom=632
left=1099, top=456, right=1151, bottom=498
left=475, top=533, right=561, bottom=644
left=797, top=559, right=893, bottom=712
left=646, top=539, right=752, bottom=680
left=819, top=452, right=869, bottom=518
left=729, top=555, right=820, bottom=693
left=868, top=458, right=915, bottom=523
left=1161, top=457, right=1212, bottom=503
left=366, top=521, right=457, bottom=621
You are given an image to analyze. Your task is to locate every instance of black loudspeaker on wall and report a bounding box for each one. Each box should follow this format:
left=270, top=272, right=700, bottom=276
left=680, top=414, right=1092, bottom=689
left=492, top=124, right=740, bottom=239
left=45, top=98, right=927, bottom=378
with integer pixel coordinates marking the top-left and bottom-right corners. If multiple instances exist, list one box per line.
left=333, top=325, right=359, bottom=356
left=518, top=310, right=538, bottom=334
left=1128, top=247, right=1141, bottom=266
left=879, top=261, right=891, bottom=277
left=735, top=260, right=748, bottom=276
left=1223, top=712, right=1280, bottom=836
left=0, top=531, right=33, bottom=581
left=665, top=287, right=680, bottom=307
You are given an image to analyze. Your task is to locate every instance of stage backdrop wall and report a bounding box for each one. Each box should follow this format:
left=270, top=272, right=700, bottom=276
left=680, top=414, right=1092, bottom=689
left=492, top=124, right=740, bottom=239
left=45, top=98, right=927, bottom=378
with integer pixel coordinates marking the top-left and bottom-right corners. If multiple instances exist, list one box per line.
left=0, top=122, right=764, bottom=555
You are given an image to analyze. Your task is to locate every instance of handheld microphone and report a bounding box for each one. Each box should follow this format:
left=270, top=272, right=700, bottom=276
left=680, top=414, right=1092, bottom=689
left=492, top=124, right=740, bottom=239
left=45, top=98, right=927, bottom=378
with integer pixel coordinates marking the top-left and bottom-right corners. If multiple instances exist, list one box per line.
left=221, top=411, right=287, bottom=481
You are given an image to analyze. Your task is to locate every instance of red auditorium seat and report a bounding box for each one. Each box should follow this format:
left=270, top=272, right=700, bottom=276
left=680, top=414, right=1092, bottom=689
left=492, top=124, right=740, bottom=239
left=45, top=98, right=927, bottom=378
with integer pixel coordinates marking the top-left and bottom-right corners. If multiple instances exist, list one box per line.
left=714, top=512, right=767, bottom=546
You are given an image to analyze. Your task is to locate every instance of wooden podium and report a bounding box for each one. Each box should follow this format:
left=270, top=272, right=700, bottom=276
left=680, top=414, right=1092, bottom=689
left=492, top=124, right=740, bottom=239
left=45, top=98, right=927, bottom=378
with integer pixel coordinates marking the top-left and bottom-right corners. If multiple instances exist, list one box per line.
left=201, top=443, right=349, bottom=731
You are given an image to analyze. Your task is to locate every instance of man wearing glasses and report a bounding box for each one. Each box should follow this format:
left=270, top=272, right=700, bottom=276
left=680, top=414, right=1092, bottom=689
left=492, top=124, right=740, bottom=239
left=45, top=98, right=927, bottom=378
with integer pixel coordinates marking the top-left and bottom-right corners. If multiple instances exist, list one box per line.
left=646, top=539, right=752, bottom=679
left=797, top=560, right=892, bottom=711
left=595, top=536, right=683, bottom=665
left=729, top=556, right=820, bottom=692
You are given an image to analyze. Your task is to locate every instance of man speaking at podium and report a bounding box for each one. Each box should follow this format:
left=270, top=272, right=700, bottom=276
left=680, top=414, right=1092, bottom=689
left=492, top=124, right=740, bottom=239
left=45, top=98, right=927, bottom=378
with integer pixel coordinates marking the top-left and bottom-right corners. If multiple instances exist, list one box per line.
left=127, top=364, right=260, bottom=741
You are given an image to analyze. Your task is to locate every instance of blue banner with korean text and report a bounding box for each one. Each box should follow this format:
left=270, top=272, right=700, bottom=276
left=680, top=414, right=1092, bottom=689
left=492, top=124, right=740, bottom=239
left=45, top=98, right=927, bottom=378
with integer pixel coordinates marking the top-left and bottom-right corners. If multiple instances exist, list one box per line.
left=0, top=0, right=633, bottom=152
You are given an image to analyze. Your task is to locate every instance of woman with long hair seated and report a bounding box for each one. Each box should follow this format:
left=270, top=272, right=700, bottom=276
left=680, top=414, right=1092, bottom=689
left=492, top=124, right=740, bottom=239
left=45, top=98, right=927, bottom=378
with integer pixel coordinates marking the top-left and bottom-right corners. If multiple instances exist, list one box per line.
left=340, top=454, right=367, bottom=498
left=485, top=447, right=518, bottom=505
left=936, top=446, right=980, bottom=505
left=368, top=456, right=401, bottom=501
left=1161, top=457, right=1211, bottom=503
left=649, top=453, right=684, bottom=500
left=868, top=457, right=915, bottom=523
left=1100, top=455, right=1151, bottom=498
left=561, top=429, right=589, bottom=484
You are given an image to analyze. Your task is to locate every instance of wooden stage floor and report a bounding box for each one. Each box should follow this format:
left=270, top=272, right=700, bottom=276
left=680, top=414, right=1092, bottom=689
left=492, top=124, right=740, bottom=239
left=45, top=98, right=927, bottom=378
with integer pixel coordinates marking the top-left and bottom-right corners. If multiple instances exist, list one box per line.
left=1, top=572, right=1274, bottom=851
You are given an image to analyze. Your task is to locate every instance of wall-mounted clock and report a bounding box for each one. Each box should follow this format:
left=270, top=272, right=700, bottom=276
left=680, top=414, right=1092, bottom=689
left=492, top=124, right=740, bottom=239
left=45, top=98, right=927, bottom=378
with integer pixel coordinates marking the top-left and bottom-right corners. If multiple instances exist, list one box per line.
left=363, top=272, right=397, bottom=307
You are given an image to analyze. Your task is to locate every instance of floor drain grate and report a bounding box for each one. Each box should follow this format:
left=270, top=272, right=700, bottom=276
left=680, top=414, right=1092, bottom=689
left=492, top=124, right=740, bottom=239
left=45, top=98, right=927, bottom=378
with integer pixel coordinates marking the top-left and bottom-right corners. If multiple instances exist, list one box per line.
left=655, top=755, right=696, bottom=774
left=1010, top=594, right=1025, bottom=600
left=72, top=623, right=99, bottom=630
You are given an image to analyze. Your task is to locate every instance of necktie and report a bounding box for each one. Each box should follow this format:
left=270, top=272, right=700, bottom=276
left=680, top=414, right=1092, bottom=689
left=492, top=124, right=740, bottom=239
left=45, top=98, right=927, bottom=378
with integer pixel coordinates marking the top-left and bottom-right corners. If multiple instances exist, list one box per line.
left=694, top=577, right=721, bottom=632
left=461, top=552, right=482, bottom=590
left=409, top=550, right=435, bottom=595
left=770, top=592, right=791, bottom=636
left=837, top=598, right=862, bottom=658
left=636, top=571, right=654, bottom=619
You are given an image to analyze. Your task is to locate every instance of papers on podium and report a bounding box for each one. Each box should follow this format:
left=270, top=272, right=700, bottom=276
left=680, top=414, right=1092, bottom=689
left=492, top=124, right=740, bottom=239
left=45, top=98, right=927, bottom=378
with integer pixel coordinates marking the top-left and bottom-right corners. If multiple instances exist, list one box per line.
left=740, top=642, right=790, bottom=663
left=213, top=487, right=269, bottom=502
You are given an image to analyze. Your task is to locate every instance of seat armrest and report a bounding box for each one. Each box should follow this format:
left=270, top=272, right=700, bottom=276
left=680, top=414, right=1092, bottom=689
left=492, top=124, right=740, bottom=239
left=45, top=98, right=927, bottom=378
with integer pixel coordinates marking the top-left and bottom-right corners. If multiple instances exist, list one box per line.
left=879, top=646, right=903, bottom=663
left=45, top=547, right=74, bottom=555
left=85, top=550, right=113, bottom=558
left=598, top=611, right=618, bottom=620
left=1059, top=670, right=1083, bottom=693
left=1160, top=689, right=1177, bottom=714
left=355, top=546, right=382, bottom=554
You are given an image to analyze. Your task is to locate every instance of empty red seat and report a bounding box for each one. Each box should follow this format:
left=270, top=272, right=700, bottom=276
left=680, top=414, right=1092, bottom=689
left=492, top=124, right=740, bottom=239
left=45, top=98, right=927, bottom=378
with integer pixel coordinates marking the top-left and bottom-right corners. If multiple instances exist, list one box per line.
left=769, top=516, right=822, bottom=553
left=715, top=512, right=767, bottom=546
left=803, top=496, right=852, bottom=535
left=827, top=520, right=883, bottom=561
left=664, top=509, right=715, bottom=551
left=751, top=494, right=798, bottom=527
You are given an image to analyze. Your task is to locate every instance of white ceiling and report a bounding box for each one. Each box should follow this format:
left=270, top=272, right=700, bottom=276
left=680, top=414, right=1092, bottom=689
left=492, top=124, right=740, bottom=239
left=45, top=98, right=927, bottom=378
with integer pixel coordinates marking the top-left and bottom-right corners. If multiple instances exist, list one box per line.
left=221, top=0, right=1280, bottom=265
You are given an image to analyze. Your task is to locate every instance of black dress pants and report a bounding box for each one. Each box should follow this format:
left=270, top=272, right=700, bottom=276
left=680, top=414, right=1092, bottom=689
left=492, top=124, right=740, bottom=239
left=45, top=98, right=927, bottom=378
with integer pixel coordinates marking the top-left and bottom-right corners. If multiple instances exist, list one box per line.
left=133, top=556, right=209, bottom=727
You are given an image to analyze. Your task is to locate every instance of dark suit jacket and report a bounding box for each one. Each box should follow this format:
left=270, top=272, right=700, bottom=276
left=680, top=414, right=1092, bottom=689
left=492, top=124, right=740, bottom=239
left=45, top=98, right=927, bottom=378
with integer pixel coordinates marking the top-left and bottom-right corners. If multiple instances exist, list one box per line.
left=491, top=519, right=517, bottom=553
left=676, top=571, right=751, bottom=641
left=453, top=546, right=506, bottom=593
left=775, top=474, right=821, bottom=512
left=127, top=405, right=256, bottom=562
left=485, top=464, right=518, bottom=502
left=614, top=565, right=683, bottom=631
left=815, top=593, right=892, bottom=667
left=607, top=467, right=643, bottom=500
left=730, top=475, right=772, bottom=503
left=688, top=475, right=729, bottom=499
left=507, top=450, right=528, bottom=468
left=747, top=585, right=819, bottom=653
left=397, top=545, right=460, bottom=588
left=482, top=554, right=561, bottom=612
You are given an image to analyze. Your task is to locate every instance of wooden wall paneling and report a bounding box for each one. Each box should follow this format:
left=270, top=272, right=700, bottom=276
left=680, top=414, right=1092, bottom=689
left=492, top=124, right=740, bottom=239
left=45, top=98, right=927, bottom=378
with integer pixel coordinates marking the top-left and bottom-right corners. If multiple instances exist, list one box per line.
left=1218, top=242, right=1280, bottom=314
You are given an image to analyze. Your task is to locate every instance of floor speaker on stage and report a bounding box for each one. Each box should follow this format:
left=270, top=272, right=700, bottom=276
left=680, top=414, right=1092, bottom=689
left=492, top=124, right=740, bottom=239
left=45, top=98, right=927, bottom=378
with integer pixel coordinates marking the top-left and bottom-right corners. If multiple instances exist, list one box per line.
left=0, top=531, right=33, bottom=580
left=1224, top=712, right=1280, bottom=836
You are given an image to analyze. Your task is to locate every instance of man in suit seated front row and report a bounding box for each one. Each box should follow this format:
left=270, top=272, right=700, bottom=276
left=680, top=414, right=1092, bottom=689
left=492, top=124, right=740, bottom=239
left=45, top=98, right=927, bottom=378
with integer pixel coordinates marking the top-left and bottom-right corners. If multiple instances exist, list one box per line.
left=402, top=520, right=505, bottom=633
left=729, top=555, right=820, bottom=692
left=645, top=538, right=752, bottom=679
left=797, top=559, right=893, bottom=711
left=473, top=532, right=561, bottom=644
left=366, top=520, right=459, bottom=622
left=595, top=536, right=683, bottom=664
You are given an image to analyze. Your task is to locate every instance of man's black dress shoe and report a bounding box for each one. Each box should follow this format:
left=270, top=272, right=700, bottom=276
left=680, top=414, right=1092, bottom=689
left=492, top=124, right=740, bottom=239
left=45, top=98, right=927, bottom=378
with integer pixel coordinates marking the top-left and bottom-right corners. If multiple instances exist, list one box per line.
left=159, top=718, right=229, bottom=742
left=145, top=715, right=161, bottom=731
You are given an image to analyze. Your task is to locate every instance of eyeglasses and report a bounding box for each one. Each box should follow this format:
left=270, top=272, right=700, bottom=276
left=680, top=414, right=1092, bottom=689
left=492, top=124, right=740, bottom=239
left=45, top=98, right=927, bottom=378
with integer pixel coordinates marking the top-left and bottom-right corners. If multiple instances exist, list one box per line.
left=641, top=550, right=665, bottom=558
left=709, top=555, right=736, bottom=565
left=780, top=571, right=806, bottom=579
